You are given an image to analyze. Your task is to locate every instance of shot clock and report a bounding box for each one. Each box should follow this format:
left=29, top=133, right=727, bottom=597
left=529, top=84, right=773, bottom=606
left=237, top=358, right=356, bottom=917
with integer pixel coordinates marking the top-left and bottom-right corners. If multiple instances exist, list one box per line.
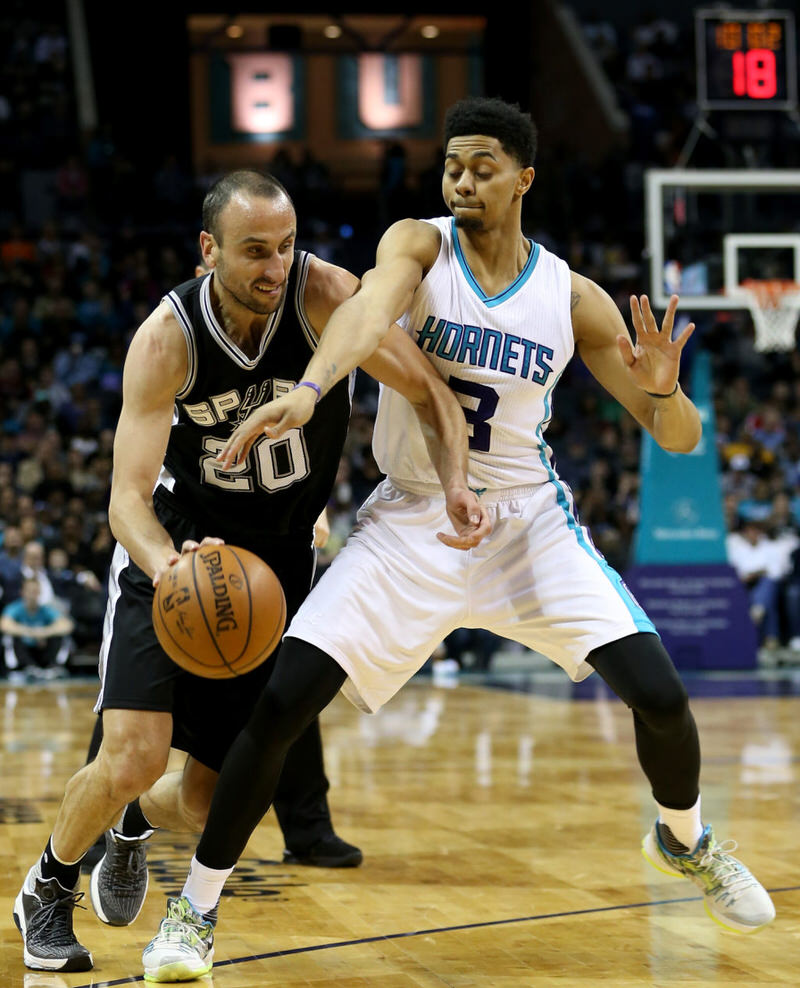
left=696, top=9, right=797, bottom=111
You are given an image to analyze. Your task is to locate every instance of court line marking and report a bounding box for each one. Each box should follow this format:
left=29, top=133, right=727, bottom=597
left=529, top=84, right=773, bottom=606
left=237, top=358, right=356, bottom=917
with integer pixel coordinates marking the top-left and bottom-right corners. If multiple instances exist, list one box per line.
left=73, top=885, right=800, bottom=987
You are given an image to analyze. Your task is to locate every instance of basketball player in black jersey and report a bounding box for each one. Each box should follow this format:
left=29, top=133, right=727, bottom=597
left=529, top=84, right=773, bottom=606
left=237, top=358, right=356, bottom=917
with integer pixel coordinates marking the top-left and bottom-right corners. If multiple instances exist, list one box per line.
left=14, top=170, right=488, bottom=974
left=77, top=259, right=334, bottom=876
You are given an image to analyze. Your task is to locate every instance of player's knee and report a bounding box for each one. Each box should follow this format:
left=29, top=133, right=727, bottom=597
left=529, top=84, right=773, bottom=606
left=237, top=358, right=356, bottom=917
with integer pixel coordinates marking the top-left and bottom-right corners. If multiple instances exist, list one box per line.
left=245, top=685, right=309, bottom=750
left=94, top=741, right=168, bottom=802
left=633, top=678, right=691, bottom=735
left=179, top=794, right=210, bottom=832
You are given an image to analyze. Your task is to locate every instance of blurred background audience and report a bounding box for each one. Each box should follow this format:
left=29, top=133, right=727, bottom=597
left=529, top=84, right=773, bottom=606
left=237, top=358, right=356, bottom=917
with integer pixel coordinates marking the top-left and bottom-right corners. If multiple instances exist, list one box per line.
left=1, top=2, right=800, bottom=676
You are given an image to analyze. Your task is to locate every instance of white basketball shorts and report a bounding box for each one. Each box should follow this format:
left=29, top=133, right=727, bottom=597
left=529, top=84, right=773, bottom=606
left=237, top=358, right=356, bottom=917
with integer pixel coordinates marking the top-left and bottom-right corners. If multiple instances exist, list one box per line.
left=287, top=478, right=656, bottom=713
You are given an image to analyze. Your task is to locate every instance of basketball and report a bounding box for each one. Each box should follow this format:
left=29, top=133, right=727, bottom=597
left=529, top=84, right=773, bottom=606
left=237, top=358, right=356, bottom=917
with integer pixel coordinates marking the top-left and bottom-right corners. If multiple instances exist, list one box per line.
left=152, top=544, right=286, bottom=679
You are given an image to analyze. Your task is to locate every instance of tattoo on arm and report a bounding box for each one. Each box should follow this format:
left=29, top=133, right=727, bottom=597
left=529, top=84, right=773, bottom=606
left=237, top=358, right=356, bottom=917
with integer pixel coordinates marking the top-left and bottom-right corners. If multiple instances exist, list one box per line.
left=570, top=292, right=581, bottom=312
left=321, top=363, right=338, bottom=393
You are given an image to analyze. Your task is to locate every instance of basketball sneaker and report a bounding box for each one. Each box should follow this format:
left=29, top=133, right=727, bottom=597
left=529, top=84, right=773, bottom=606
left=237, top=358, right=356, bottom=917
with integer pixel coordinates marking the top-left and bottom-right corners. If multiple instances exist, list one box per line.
left=13, top=865, right=93, bottom=972
left=90, top=829, right=151, bottom=926
left=283, top=833, right=363, bottom=868
left=142, top=896, right=215, bottom=983
left=642, top=822, right=775, bottom=933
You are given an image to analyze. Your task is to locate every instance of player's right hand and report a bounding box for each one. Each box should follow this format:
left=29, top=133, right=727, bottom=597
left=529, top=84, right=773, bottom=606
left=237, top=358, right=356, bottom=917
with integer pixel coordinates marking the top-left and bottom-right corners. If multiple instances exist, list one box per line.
left=217, top=389, right=318, bottom=469
left=438, top=489, right=492, bottom=550
left=151, top=537, right=225, bottom=587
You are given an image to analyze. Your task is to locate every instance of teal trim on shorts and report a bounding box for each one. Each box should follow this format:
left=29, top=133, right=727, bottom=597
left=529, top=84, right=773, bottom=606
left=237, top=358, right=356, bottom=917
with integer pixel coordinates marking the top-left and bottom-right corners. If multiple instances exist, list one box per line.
left=536, top=378, right=657, bottom=635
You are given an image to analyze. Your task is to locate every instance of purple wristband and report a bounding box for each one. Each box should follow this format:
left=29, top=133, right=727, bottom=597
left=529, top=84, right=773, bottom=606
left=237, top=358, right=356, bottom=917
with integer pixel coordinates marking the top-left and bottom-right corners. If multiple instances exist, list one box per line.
left=293, top=380, right=322, bottom=403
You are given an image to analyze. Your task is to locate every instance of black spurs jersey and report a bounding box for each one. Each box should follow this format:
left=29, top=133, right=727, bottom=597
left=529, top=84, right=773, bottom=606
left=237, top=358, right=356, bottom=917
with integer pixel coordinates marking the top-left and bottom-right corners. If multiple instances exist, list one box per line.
left=157, top=252, right=352, bottom=542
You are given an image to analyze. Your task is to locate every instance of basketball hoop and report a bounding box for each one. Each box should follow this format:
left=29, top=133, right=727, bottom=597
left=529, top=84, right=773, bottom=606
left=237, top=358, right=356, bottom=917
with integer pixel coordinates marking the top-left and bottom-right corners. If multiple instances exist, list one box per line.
left=732, top=279, right=800, bottom=353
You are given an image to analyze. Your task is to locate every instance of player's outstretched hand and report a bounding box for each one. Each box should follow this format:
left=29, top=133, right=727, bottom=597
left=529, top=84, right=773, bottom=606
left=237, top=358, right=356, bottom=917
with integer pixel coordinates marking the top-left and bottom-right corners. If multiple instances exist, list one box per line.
left=618, top=294, right=695, bottom=396
left=438, top=489, right=492, bottom=550
left=217, top=388, right=318, bottom=470
left=151, top=537, right=225, bottom=588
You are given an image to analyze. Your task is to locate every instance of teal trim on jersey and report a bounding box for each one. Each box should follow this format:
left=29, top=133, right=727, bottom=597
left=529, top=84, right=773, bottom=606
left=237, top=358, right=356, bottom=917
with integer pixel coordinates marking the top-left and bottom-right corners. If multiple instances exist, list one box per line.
left=450, top=218, right=540, bottom=308
left=536, top=378, right=657, bottom=635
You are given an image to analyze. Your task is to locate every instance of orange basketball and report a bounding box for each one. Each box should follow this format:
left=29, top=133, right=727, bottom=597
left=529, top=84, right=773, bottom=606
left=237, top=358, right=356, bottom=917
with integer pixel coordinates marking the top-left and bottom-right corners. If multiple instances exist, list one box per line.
left=152, top=544, right=286, bottom=679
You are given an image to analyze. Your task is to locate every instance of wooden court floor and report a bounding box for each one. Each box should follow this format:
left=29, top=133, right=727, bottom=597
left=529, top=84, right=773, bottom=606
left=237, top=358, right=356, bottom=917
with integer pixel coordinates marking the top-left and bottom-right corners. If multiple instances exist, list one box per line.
left=0, top=674, right=798, bottom=987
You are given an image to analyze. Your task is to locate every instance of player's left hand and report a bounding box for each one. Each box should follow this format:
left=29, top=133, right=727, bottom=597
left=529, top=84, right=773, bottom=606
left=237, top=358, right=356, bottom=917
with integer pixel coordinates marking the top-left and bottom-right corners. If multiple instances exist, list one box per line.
left=438, top=488, right=492, bottom=550
left=217, top=388, right=318, bottom=470
left=618, top=294, right=695, bottom=396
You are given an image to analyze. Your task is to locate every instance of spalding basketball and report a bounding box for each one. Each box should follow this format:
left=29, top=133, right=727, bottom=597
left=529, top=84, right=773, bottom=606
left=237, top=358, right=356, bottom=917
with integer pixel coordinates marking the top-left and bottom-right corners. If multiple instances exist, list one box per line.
left=152, top=544, right=286, bottom=679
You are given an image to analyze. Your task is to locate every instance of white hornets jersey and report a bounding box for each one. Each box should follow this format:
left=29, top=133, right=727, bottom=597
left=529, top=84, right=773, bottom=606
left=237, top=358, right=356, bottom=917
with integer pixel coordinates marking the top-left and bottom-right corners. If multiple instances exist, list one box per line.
left=372, top=216, right=574, bottom=493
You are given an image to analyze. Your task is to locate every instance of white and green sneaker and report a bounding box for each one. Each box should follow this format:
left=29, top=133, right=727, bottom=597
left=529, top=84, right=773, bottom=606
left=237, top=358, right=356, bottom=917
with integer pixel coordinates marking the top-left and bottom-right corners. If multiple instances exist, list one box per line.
left=142, top=896, right=215, bottom=983
left=642, top=822, right=775, bottom=933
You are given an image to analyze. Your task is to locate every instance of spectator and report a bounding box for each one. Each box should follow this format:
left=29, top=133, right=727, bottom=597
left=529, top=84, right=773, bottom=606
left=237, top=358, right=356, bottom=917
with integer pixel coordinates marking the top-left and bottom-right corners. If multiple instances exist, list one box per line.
left=19, top=539, right=56, bottom=606
left=47, top=546, right=104, bottom=648
left=0, top=524, right=24, bottom=600
left=0, top=222, right=36, bottom=267
left=54, top=154, right=89, bottom=228
left=1, top=576, right=73, bottom=681
left=726, top=520, right=784, bottom=650
left=32, top=23, right=68, bottom=67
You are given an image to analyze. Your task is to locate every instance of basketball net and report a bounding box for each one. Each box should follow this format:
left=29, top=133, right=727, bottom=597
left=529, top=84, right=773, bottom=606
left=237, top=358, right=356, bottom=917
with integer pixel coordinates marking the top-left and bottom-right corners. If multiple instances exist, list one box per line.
left=734, top=279, right=800, bottom=353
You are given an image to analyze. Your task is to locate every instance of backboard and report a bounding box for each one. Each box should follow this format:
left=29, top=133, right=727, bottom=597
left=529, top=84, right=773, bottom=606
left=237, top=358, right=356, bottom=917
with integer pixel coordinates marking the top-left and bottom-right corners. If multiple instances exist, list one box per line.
left=646, top=169, right=800, bottom=313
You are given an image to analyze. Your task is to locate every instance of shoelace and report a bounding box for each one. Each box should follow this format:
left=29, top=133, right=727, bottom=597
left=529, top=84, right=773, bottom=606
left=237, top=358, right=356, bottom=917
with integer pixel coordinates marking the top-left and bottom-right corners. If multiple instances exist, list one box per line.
left=697, top=840, right=758, bottom=895
left=30, top=889, right=86, bottom=948
left=156, top=904, right=211, bottom=946
left=108, top=842, right=146, bottom=892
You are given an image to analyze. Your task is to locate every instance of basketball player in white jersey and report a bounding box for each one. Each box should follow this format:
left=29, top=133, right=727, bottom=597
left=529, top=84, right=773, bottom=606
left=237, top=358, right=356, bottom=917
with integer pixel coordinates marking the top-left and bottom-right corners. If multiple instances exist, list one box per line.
left=141, top=98, right=773, bottom=982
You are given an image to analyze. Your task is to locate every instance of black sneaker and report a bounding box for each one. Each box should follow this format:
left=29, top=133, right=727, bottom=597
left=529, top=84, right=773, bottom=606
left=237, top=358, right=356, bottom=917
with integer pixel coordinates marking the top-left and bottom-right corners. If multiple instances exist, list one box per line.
left=13, top=866, right=93, bottom=972
left=90, top=829, right=151, bottom=926
left=283, top=834, right=363, bottom=868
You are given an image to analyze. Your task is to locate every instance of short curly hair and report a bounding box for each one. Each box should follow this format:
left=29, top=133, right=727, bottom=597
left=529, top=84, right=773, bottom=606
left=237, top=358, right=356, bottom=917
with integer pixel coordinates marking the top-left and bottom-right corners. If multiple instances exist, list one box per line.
left=444, top=97, right=537, bottom=167
left=202, top=170, right=293, bottom=243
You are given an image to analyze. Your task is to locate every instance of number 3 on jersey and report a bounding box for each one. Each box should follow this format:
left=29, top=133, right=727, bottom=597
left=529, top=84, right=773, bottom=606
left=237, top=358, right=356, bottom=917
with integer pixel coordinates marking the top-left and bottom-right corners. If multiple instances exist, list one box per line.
left=448, top=376, right=499, bottom=453
left=200, top=430, right=310, bottom=493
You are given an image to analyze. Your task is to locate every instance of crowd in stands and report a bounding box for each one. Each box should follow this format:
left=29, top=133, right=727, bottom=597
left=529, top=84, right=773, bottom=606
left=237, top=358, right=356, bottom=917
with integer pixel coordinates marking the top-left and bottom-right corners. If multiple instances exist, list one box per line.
left=2, top=4, right=800, bottom=679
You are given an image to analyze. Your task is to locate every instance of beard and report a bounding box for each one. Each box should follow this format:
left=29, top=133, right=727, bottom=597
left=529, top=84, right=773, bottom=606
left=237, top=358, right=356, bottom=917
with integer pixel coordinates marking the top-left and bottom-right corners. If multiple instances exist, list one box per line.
left=215, top=267, right=285, bottom=315
left=454, top=214, right=484, bottom=232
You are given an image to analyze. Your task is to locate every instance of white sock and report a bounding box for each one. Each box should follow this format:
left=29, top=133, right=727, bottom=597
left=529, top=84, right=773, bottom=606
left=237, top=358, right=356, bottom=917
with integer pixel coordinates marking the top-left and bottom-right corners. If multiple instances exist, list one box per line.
left=657, top=795, right=703, bottom=851
left=181, top=855, right=234, bottom=916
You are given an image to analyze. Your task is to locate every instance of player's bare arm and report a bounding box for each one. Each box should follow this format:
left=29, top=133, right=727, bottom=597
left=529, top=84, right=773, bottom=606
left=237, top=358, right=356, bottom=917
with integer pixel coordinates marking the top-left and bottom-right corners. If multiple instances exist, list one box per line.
left=215, top=255, right=365, bottom=466
left=570, top=272, right=701, bottom=453
left=109, top=304, right=223, bottom=583
left=218, top=252, right=488, bottom=548
left=219, top=221, right=442, bottom=461
left=305, top=218, right=441, bottom=396
left=359, top=328, right=491, bottom=549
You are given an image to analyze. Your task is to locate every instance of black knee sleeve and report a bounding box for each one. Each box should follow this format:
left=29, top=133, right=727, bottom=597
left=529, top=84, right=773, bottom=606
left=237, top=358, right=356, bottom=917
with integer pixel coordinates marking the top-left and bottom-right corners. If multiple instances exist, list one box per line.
left=241, top=637, right=346, bottom=750
left=197, top=639, right=345, bottom=869
left=587, top=632, right=690, bottom=730
left=588, top=632, right=700, bottom=809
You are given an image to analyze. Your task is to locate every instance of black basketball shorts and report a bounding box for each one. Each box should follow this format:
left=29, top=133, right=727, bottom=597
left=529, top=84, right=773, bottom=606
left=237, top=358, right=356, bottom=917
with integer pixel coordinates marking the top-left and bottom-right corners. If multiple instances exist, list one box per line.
left=95, top=488, right=316, bottom=771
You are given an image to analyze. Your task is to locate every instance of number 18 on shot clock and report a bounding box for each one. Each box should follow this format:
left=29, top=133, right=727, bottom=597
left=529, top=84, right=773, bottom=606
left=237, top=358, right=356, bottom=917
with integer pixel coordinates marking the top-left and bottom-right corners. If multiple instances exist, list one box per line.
left=696, top=8, right=797, bottom=111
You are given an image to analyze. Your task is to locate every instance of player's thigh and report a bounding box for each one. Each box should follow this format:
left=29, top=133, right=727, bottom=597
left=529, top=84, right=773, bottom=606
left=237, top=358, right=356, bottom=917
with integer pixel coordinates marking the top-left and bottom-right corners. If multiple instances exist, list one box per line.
left=287, top=485, right=467, bottom=712
left=98, top=541, right=188, bottom=715
left=170, top=663, right=274, bottom=772
left=476, top=487, right=655, bottom=681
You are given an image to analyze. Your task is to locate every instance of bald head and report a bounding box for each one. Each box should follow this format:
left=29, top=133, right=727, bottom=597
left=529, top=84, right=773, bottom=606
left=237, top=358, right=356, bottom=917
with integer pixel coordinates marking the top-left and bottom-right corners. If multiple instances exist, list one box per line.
left=202, top=170, right=293, bottom=244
